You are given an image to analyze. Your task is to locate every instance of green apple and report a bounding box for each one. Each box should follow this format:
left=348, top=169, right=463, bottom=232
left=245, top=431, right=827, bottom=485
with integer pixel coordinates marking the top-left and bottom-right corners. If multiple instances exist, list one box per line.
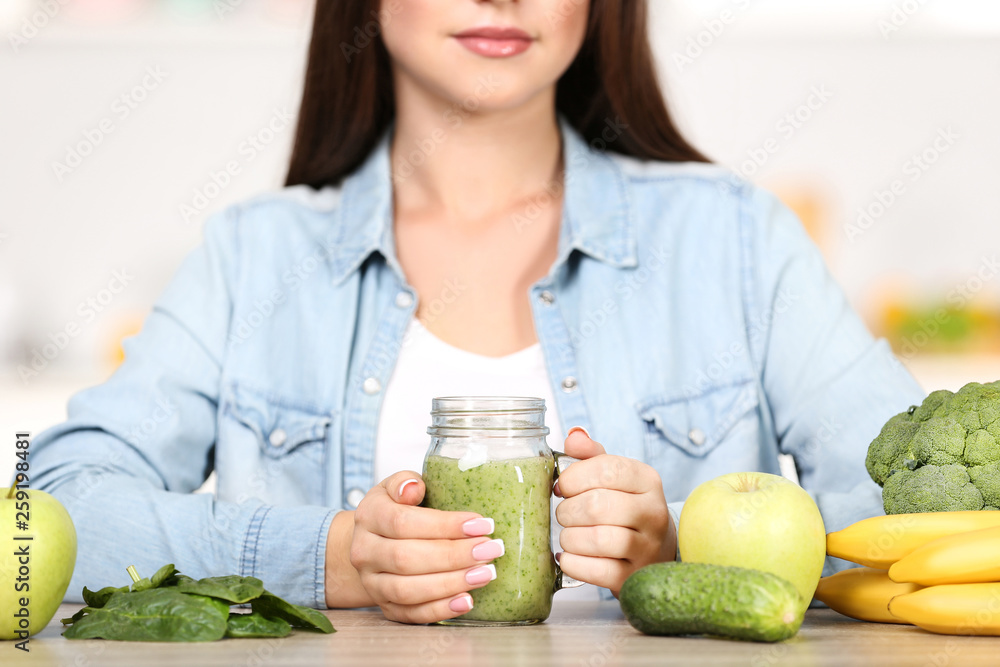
left=678, top=472, right=825, bottom=615
left=1, top=478, right=77, bottom=641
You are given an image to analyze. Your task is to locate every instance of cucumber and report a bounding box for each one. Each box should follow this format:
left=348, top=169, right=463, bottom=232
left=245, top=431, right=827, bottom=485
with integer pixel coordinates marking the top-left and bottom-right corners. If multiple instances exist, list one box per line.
left=619, top=562, right=804, bottom=642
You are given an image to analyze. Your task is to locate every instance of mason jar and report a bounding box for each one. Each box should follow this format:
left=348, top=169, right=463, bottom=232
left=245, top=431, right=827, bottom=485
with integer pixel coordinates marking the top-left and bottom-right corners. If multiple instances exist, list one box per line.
left=421, top=396, right=581, bottom=626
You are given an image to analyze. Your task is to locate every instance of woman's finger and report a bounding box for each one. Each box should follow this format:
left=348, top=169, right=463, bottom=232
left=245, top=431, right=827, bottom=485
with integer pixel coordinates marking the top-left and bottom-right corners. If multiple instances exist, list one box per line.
left=364, top=534, right=506, bottom=575
left=555, top=488, right=665, bottom=530
left=558, top=525, right=645, bottom=560
left=563, top=426, right=607, bottom=459
left=380, top=471, right=427, bottom=504
left=369, top=563, right=497, bottom=606
left=380, top=592, right=478, bottom=625
left=557, top=455, right=662, bottom=497
left=556, top=551, right=634, bottom=594
left=357, top=484, right=493, bottom=540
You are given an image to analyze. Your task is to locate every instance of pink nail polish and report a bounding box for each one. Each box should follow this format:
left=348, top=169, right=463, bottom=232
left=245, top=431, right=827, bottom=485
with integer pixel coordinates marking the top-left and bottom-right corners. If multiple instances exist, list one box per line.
left=465, top=564, right=498, bottom=586
left=398, top=479, right=419, bottom=498
left=553, top=480, right=563, bottom=497
left=462, top=518, right=495, bottom=537
left=449, top=594, right=474, bottom=613
left=472, top=538, right=505, bottom=561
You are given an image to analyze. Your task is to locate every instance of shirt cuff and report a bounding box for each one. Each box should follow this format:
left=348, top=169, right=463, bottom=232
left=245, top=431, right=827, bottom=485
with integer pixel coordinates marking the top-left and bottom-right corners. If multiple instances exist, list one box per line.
left=240, top=504, right=339, bottom=609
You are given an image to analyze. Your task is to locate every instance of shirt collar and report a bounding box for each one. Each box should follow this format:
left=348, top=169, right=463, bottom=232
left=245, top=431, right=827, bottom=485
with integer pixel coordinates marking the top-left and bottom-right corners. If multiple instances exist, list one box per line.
left=329, top=115, right=637, bottom=286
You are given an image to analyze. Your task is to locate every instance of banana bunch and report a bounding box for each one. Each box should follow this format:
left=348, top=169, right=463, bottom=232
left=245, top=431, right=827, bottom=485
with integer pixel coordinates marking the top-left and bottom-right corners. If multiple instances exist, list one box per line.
left=816, top=511, right=1000, bottom=635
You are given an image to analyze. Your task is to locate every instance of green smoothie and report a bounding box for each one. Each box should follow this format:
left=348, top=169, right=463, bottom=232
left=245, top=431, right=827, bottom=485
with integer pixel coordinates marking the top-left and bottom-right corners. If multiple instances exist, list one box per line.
left=422, top=454, right=556, bottom=624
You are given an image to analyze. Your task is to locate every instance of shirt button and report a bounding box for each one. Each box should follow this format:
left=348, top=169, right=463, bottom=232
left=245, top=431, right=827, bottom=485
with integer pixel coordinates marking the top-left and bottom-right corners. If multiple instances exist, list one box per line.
left=688, top=428, right=707, bottom=446
left=539, top=290, right=555, bottom=306
left=268, top=428, right=287, bottom=447
left=561, top=376, right=578, bottom=393
left=395, top=291, right=414, bottom=308
left=346, top=488, right=365, bottom=509
left=363, top=377, right=382, bottom=395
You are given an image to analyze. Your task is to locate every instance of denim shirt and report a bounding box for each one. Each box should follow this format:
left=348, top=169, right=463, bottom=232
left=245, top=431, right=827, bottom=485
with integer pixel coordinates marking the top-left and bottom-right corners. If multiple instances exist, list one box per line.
left=31, top=117, right=925, bottom=608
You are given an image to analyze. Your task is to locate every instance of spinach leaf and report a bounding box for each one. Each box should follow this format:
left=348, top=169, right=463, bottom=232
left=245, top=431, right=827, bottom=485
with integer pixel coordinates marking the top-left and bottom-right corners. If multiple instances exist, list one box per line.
left=225, top=613, right=291, bottom=638
left=176, top=574, right=264, bottom=604
left=131, top=563, right=180, bottom=592
left=61, top=606, right=97, bottom=626
left=64, top=586, right=129, bottom=623
left=151, top=563, right=180, bottom=588
left=63, top=589, right=229, bottom=642
left=251, top=591, right=335, bottom=634
left=82, top=585, right=129, bottom=608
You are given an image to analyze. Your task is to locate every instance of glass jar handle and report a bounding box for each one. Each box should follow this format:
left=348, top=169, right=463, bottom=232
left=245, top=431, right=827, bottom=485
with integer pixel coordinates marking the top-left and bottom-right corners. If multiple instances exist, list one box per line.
left=552, top=451, right=584, bottom=591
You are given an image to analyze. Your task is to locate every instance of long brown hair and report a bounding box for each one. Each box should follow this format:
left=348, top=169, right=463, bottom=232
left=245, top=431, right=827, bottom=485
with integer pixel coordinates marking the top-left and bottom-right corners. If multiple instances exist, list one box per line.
left=285, top=0, right=709, bottom=189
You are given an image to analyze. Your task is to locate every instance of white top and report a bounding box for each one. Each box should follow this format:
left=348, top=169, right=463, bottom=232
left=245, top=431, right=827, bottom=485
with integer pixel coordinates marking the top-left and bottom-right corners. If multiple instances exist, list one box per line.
left=374, top=317, right=600, bottom=600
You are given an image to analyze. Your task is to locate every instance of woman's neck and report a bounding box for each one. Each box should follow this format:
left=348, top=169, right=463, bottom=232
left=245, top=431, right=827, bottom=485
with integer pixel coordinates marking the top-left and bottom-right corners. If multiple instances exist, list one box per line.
left=390, top=83, right=563, bottom=223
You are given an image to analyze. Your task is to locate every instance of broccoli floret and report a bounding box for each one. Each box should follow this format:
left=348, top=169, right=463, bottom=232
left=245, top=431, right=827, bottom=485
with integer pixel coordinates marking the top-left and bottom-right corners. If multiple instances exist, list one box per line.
left=910, top=417, right=966, bottom=466
left=865, top=413, right=921, bottom=484
left=969, top=463, right=1000, bottom=507
left=867, top=381, right=1000, bottom=514
left=966, top=430, right=1000, bottom=466
left=882, top=465, right=984, bottom=514
left=912, top=388, right=954, bottom=421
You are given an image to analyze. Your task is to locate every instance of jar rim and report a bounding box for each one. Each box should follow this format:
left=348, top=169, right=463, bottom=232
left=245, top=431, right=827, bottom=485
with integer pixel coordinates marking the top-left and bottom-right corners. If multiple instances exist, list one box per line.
left=431, top=396, right=546, bottom=413
left=428, top=396, right=550, bottom=437
left=425, top=427, right=551, bottom=438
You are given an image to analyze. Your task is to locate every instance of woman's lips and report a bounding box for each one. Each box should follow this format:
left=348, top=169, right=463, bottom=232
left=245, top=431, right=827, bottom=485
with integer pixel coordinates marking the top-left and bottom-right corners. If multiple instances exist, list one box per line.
left=453, top=26, right=533, bottom=58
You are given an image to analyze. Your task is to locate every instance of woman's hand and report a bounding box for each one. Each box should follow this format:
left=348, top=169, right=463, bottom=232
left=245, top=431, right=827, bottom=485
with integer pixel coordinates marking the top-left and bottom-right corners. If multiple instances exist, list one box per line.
left=344, top=471, right=503, bottom=623
left=555, top=427, right=676, bottom=596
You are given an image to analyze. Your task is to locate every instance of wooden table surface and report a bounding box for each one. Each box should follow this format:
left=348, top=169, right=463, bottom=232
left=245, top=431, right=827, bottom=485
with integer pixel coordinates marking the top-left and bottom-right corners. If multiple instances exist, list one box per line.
left=7, top=602, right=1000, bottom=666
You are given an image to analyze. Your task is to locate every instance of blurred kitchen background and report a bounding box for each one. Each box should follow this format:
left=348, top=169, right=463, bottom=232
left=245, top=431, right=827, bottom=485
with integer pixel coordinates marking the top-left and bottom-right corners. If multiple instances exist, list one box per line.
left=2, top=0, right=999, bottom=486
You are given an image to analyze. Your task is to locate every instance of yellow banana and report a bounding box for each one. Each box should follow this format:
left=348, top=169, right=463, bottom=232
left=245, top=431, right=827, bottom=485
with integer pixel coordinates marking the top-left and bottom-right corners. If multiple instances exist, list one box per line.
left=888, top=583, right=1000, bottom=635
left=889, top=525, right=1000, bottom=585
left=826, top=511, right=1000, bottom=569
left=813, top=567, right=921, bottom=623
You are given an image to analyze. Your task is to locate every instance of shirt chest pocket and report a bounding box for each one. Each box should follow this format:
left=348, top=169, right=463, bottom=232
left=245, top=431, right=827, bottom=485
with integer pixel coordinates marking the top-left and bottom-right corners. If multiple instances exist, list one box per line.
left=218, top=382, right=333, bottom=505
left=638, top=379, right=760, bottom=459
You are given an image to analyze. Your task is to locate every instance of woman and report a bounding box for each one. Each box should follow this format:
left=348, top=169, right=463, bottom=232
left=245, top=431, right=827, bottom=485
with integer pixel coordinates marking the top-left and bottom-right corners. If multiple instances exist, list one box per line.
left=31, top=0, right=924, bottom=624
